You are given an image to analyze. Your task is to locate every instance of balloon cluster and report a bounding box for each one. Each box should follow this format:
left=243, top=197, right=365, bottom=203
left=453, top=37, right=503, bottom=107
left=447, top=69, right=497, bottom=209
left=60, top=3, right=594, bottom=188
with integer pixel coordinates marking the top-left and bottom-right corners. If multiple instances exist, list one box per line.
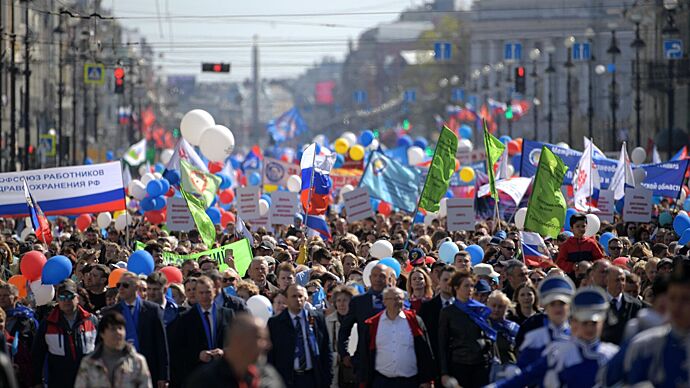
left=180, top=110, right=235, bottom=162
left=333, top=131, right=368, bottom=162
left=11, top=251, right=72, bottom=306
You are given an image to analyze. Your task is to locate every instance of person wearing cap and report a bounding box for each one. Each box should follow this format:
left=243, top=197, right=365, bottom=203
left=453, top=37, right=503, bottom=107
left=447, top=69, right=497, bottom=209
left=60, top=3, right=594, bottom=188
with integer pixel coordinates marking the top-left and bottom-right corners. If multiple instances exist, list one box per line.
left=657, top=257, right=674, bottom=275
left=555, top=212, right=605, bottom=276
left=492, top=287, right=618, bottom=388
left=31, top=279, right=99, bottom=388
left=515, top=275, right=575, bottom=368
left=475, top=279, right=493, bottom=305
left=474, top=263, right=500, bottom=287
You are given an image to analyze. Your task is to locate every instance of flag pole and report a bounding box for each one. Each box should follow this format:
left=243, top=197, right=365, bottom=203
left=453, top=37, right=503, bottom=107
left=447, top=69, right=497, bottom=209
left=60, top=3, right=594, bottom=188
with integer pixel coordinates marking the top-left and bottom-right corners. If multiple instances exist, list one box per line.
left=302, top=143, right=318, bottom=238
left=22, top=177, right=48, bottom=246
left=120, top=160, right=131, bottom=249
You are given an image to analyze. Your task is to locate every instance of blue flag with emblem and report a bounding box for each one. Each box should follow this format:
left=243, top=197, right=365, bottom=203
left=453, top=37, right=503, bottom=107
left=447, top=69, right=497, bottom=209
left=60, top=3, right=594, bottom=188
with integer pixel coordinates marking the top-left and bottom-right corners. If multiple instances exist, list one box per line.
left=267, top=107, right=308, bottom=143
left=359, top=151, right=421, bottom=213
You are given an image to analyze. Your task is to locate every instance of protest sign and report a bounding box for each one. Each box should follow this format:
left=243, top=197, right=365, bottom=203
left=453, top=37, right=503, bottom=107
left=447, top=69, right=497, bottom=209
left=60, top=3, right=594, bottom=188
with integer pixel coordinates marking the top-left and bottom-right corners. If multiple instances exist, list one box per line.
left=247, top=215, right=272, bottom=231
left=623, top=187, right=653, bottom=223
left=446, top=198, right=475, bottom=231
left=269, top=191, right=299, bottom=225
left=597, top=190, right=615, bottom=223
left=262, top=157, right=300, bottom=187
left=343, top=187, right=373, bottom=222
left=236, top=186, right=260, bottom=219
left=331, top=168, right=361, bottom=190
left=0, top=162, right=125, bottom=217
left=166, top=197, right=195, bottom=231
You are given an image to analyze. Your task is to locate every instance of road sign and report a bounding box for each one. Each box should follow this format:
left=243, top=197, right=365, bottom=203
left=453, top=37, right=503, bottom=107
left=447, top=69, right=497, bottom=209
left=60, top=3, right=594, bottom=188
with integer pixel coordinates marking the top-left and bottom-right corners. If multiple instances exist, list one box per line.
left=39, top=134, right=56, bottom=157
left=434, top=42, right=452, bottom=60
left=504, top=43, right=522, bottom=61
left=451, top=88, right=465, bottom=102
left=664, top=39, right=683, bottom=60
left=83, top=63, right=105, bottom=85
left=353, top=90, right=367, bottom=104
left=404, top=89, right=416, bottom=103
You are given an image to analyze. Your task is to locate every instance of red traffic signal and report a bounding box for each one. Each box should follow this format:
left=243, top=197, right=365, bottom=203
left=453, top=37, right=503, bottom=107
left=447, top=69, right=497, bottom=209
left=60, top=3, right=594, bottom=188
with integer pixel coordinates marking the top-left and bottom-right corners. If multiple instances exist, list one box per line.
left=515, top=66, right=526, bottom=94
left=114, top=67, right=125, bottom=79
left=114, top=67, right=125, bottom=94
left=516, top=66, right=525, bottom=77
left=202, top=63, right=231, bottom=73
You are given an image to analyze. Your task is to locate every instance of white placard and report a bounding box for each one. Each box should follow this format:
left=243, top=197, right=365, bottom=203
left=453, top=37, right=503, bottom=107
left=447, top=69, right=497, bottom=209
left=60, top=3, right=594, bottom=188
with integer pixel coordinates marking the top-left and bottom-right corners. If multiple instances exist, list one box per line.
left=623, top=187, right=652, bottom=223
left=343, top=187, right=373, bottom=222
left=236, top=186, right=260, bottom=219
left=166, top=197, right=195, bottom=232
left=269, top=191, right=299, bottom=225
left=446, top=198, right=475, bottom=231
left=597, top=190, right=615, bottom=223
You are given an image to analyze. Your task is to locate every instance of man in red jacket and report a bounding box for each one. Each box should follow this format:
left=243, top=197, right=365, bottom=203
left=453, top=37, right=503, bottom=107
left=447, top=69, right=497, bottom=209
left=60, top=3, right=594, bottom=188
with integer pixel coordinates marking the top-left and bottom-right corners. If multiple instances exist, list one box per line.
left=556, top=212, right=605, bottom=276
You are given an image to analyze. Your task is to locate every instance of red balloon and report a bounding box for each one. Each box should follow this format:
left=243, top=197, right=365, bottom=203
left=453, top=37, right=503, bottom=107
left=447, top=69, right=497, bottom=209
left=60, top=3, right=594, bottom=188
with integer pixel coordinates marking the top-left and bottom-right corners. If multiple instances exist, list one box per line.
left=20, top=251, right=47, bottom=281
left=159, top=266, right=183, bottom=284
left=280, top=154, right=291, bottom=163
left=377, top=201, right=392, bottom=216
left=454, top=159, right=461, bottom=173
left=75, top=214, right=92, bottom=232
left=208, top=161, right=224, bottom=174
left=219, top=189, right=235, bottom=204
left=145, top=210, right=166, bottom=225
left=165, top=187, right=175, bottom=197
left=507, top=140, right=520, bottom=156
left=221, top=210, right=236, bottom=227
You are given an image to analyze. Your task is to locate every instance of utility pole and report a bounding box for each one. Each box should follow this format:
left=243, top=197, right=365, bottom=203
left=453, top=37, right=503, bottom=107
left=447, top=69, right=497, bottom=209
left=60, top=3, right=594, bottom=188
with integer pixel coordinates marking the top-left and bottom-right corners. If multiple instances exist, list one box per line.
left=128, top=57, right=134, bottom=143
left=71, top=28, right=77, bottom=165
left=22, top=0, right=30, bottom=170
left=56, top=13, right=64, bottom=166
left=9, top=2, right=17, bottom=171
left=82, top=65, right=88, bottom=163
left=252, top=35, right=259, bottom=139
left=0, top=2, right=4, bottom=171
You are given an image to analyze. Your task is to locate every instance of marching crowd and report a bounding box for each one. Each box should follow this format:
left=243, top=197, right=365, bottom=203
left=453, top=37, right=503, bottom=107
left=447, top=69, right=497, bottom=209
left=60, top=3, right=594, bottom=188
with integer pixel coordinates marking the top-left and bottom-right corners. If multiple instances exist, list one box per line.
left=0, top=206, right=686, bottom=388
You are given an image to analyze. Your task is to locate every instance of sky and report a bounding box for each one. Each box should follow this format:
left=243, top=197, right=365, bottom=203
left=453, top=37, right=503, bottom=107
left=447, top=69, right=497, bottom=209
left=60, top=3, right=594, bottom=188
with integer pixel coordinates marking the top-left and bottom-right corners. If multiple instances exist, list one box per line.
left=108, top=0, right=430, bottom=82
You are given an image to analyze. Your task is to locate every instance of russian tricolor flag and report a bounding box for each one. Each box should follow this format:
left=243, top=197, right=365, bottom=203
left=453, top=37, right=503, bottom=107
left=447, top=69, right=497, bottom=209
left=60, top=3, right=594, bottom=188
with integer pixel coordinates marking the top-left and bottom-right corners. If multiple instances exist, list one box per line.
left=520, top=231, right=554, bottom=269
left=305, top=215, right=331, bottom=241
left=22, top=178, right=53, bottom=245
left=300, top=143, right=336, bottom=216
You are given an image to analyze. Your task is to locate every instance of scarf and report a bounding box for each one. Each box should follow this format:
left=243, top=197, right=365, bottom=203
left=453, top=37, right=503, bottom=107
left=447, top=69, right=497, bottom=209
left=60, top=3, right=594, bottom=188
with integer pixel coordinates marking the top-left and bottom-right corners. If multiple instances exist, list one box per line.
left=121, top=297, right=141, bottom=350
left=491, top=318, right=519, bottom=345
left=454, top=299, right=497, bottom=341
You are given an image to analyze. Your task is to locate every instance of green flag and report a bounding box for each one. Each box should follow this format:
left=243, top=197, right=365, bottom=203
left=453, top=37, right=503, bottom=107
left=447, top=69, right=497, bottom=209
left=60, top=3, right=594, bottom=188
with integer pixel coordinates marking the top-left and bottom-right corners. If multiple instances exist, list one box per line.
left=180, top=188, right=216, bottom=248
left=180, top=159, right=221, bottom=208
left=419, top=126, right=458, bottom=213
left=483, top=121, right=506, bottom=200
left=523, top=146, right=568, bottom=239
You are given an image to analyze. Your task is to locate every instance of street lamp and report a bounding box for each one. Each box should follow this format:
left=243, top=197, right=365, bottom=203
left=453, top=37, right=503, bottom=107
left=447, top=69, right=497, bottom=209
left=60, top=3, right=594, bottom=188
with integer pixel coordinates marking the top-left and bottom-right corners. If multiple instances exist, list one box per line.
left=54, top=12, right=66, bottom=167
left=607, top=26, right=621, bottom=151
left=585, top=27, right=596, bottom=142
left=630, top=10, right=646, bottom=148
left=663, top=0, right=679, bottom=158
left=529, top=48, right=541, bottom=140
left=545, top=44, right=556, bottom=144
left=564, top=36, right=576, bottom=146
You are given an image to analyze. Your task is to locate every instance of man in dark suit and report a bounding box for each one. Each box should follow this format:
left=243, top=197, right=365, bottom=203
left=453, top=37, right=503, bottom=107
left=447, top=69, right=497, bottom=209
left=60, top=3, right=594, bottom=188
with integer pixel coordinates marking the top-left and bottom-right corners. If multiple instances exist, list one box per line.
left=602, top=266, right=644, bottom=344
left=419, top=265, right=456, bottom=371
left=168, top=275, right=236, bottom=387
left=102, top=272, right=169, bottom=388
left=267, top=284, right=331, bottom=388
left=337, top=263, right=388, bottom=380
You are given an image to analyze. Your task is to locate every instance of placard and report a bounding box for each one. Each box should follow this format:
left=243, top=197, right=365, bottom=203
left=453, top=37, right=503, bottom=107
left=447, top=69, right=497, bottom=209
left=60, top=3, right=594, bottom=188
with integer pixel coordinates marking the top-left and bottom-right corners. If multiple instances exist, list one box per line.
left=623, top=187, right=652, bottom=223
left=343, top=187, right=373, bottom=222
left=446, top=198, right=475, bottom=231
left=597, top=190, right=615, bottom=223
left=166, top=196, right=195, bottom=232
left=269, top=191, right=299, bottom=225
left=262, top=157, right=300, bottom=187
left=236, top=186, right=260, bottom=219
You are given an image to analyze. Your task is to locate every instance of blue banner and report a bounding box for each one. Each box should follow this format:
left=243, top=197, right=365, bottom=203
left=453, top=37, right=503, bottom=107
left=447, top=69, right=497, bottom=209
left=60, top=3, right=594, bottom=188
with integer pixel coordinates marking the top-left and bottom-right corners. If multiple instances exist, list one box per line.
left=359, top=151, right=422, bottom=213
left=520, top=140, right=688, bottom=198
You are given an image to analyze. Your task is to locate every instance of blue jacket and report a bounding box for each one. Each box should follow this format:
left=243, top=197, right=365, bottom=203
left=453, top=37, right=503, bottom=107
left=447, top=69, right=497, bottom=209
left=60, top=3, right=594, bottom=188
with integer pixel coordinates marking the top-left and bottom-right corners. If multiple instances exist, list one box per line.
left=517, top=319, right=570, bottom=369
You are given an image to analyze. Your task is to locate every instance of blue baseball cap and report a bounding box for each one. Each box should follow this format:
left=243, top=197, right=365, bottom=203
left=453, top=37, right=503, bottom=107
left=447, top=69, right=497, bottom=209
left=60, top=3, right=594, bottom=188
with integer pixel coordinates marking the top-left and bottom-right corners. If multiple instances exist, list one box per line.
left=475, top=279, right=492, bottom=294
left=538, top=275, right=576, bottom=306
left=571, top=287, right=609, bottom=322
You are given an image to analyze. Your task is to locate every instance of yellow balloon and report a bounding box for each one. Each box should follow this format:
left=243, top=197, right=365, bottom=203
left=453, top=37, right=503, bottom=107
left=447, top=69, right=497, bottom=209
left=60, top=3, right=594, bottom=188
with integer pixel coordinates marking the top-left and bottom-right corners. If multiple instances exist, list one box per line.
left=263, top=184, right=278, bottom=193
left=113, top=210, right=125, bottom=219
left=334, top=138, right=349, bottom=155
left=349, top=145, right=365, bottom=161
left=460, top=167, right=475, bottom=182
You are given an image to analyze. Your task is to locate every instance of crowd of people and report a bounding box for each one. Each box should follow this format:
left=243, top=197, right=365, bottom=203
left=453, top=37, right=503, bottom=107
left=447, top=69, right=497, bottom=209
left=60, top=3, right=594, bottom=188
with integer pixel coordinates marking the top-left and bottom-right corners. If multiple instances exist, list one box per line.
left=0, top=204, right=686, bottom=388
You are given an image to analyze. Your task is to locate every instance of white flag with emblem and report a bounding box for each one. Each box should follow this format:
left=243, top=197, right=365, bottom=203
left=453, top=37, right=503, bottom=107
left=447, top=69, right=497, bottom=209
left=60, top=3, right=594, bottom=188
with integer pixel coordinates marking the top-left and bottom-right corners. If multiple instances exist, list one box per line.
left=572, top=137, right=601, bottom=212
left=610, top=142, right=636, bottom=201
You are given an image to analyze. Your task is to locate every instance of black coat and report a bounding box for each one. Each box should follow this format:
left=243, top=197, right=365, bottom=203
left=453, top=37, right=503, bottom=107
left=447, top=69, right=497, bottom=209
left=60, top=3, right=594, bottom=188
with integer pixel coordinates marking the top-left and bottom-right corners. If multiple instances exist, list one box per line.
left=438, top=304, right=495, bottom=374
left=221, top=291, right=249, bottom=313
left=102, top=300, right=169, bottom=383
left=602, top=293, right=644, bottom=345
left=337, top=291, right=378, bottom=360
left=168, top=304, right=236, bottom=387
left=267, top=309, right=332, bottom=388
left=186, top=359, right=285, bottom=388
left=419, top=295, right=444, bottom=359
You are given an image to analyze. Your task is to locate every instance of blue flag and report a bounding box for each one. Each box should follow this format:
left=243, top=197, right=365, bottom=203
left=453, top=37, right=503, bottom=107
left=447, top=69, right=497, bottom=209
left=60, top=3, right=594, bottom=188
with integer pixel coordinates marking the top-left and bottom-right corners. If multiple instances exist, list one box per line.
left=359, top=151, right=422, bottom=213
left=267, top=108, right=308, bottom=143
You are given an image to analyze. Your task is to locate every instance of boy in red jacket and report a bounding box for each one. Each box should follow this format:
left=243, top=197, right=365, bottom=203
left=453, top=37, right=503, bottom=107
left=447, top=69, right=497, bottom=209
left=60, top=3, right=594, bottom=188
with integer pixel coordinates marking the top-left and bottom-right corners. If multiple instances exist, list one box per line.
left=555, top=212, right=605, bottom=276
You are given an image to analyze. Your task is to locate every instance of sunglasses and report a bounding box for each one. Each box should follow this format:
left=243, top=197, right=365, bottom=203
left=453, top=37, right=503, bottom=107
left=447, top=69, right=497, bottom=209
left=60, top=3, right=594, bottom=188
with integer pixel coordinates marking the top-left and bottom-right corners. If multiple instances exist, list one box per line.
left=609, top=246, right=622, bottom=251
left=57, top=294, right=76, bottom=301
left=501, top=246, right=516, bottom=251
left=117, top=282, right=133, bottom=289
left=222, top=277, right=236, bottom=283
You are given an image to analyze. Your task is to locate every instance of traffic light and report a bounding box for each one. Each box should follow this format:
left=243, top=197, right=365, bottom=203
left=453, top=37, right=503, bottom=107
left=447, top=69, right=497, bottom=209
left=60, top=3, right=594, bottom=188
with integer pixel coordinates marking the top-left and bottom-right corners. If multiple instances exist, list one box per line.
left=505, top=105, right=514, bottom=120
left=515, top=66, right=526, bottom=94
left=114, top=67, right=125, bottom=94
left=201, top=63, right=231, bottom=73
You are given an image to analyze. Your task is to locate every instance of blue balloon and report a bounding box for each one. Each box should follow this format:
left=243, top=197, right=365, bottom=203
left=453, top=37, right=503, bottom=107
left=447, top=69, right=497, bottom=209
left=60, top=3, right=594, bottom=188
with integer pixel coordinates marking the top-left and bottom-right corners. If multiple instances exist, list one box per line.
left=41, top=255, right=72, bottom=285
left=334, top=154, right=344, bottom=168
left=599, top=232, right=615, bottom=255
left=128, top=250, right=155, bottom=275
left=379, top=257, right=401, bottom=278
left=683, top=198, right=690, bottom=211
left=359, top=130, right=375, bottom=146
left=439, top=241, right=460, bottom=264
left=674, top=213, right=690, bottom=235
left=659, top=211, right=673, bottom=227
left=163, top=170, right=180, bottom=186
left=151, top=196, right=166, bottom=211
left=459, top=125, right=473, bottom=140
left=140, top=197, right=154, bottom=211
left=261, top=194, right=272, bottom=207
left=146, top=180, right=164, bottom=197
left=445, top=189, right=454, bottom=198
left=159, top=179, right=170, bottom=194
left=564, top=208, right=578, bottom=231
left=397, top=135, right=413, bottom=149
left=154, top=163, right=165, bottom=173
left=218, top=174, right=232, bottom=190
left=499, top=135, right=512, bottom=145
left=206, top=207, right=222, bottom=225
left=370, top=198, right=380, bottom=210
left=413, top=136, right=428, bottom=149
left=84, top=157, right=93, bottom=165
left=249, top=172, right=261, bottom=186
left=105, top=151, right=114, bottom=161
left=680, top=229, right=690, bottom=245
left=466, top=244, right=484, bottom=265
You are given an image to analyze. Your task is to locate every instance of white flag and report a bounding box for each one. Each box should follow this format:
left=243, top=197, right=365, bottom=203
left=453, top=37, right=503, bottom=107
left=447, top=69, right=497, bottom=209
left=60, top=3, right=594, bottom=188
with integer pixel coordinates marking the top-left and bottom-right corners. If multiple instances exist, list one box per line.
left=610, top=142, right=636, bottom=201
left=497, top=150, right=511, bottom=180
left=122, top=164, right=132, bottom=188
left=572, top=138, right=601, bottom=212
left=123, top=139, right=146, bottom=166
left=652, top=145, right=662, bottom=164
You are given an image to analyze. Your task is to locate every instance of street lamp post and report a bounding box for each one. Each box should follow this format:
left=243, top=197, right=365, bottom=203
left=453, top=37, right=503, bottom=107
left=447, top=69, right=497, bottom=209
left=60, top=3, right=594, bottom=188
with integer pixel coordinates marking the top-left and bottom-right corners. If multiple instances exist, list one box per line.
left=529, top=48, right=541, bottom=140
left=564, top=36, right=575, bottom=146
left=630, top=12, right=646, bottom=148
left=663, top=0, right=679, bottom=158
left=585, top=28, right=596, bottom=142
left=607, top=28, right=621, bottom=151
left=55, top=12, right=65, bottom=166
left=545, top=44, right=556, bottom=144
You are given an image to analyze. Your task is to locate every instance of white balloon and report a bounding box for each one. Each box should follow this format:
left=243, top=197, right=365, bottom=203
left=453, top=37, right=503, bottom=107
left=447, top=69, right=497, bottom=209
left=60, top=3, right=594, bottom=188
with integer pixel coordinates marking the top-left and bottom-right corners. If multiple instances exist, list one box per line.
left=341, top=131, right=357, bottom=147
left=153, top=172, right=163, bottom=180
left=507, top=165, right=515, bottom=177
left=160, top=148, right=174, bottom=165
left=97, top=213, right=112, bottom=229
left=514, top=207, right=528, bottom=230
left=114, top=213, right=130, bottom=231
left=631, top=147, right=647, bottom=165
left=20, top=228, right=33, bottom=241
left=200, top=125, right=235, bottom=162
left=340, top=184, right=355, bottom=195
left=128, top=180, right=147, bottom=201
left=180, top=109, right=215, bottom=146
left=633, top=168, right=647, bottom=185
left=127, top=200, right=139, bottom=210
left=313, top=134, right=328, bottom=147
left=258, top=199, right=269, bottom=216
left=30, top=280, right=55, bottom=306
left=370, top=240, right=393, bottom=259
left=246, top=295, right=273, bottom=324
left=362, top=260, right=380, bottom=288
left=424, top=212, right=438, bottom=226
left=439, top=198, right=448, bottom=218
left=286, top=175, right=302, bottom=193
left=584, top=213, right=601, bottom=237
left=407, top=146, right=426, bottom=166
left=24, top=217, right=31, bottom=227
left=141, top=173, right=156, bottom=186
left=138, top=164, right=149, bottom=177
left=369, top=139, right=380, bottom=150
left=457, top=139, right=473, bottom=152
left=556, top=142, right=570, bottom=149
left=681, top=190, right=688, bottom=204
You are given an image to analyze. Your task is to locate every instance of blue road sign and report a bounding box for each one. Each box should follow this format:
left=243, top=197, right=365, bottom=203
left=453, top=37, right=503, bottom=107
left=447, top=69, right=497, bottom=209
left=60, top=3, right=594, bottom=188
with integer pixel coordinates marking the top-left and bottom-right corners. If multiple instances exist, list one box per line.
left=434, top=42, right=452, bottom=60
left=404, top=89, right=416, bottom=103
left=664, top=39, right=683, bottom=60
left=353, top=90, right=368, bottom=104
left=451, top=88, right=465, bottom=102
